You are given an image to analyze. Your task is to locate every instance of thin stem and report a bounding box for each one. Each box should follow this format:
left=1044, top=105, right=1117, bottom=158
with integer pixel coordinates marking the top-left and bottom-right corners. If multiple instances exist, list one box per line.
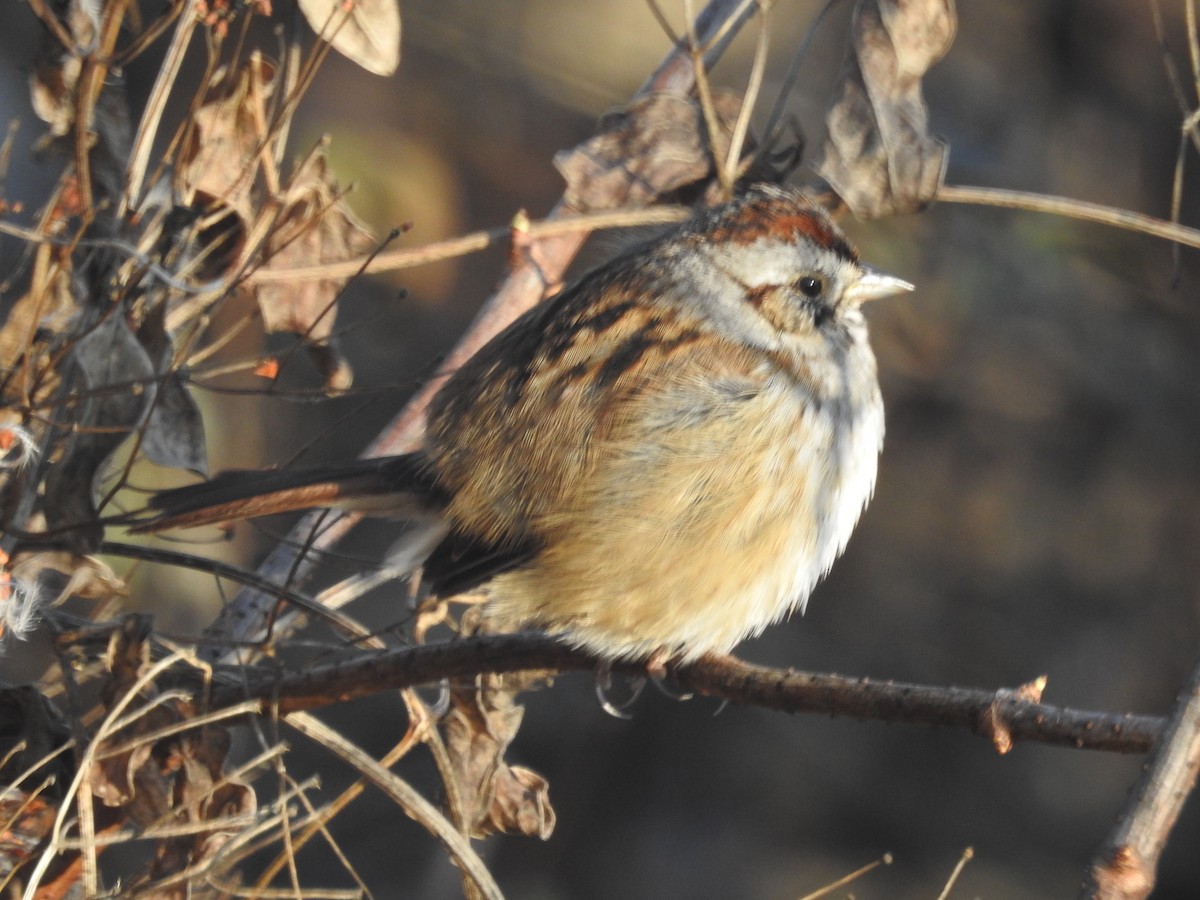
left=121, top=0, right=196, bottom=216
left=938, top=184, right=1200, bottom=248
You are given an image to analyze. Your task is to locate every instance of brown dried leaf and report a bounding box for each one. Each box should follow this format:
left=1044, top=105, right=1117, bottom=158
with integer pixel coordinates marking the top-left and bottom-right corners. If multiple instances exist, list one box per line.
left=179, top=55, right=277, bottom=221
left=9, top=551, right=128, bottom=609
left=202, top=767, right=255, bottom=824
left=30, top=56, right=82, bottom=139
left=816, top=0, right=956, bottom=218
left=29, top=0, right=100, bottom=137
left=0, top=240, right=80, bottom=374
left=555, top=91, right=745, bottom=211
left=103, top=613, right=155, bottom=704
left=299, top=0, right=401, bottom=76
left=123, top=744, right=174, bottom=826
left=0, top=790, right=57, bottom=877
left=442, top=674, right=556, bottom=840
left=91, top=716, right=171, bottom=813
left=87, top=627, right=251, bottom=874
left=144, top=726, right=250, bottom=884
left=489, top=765, right=555, bottom=840
left=253, top=151, right=376, bottom=393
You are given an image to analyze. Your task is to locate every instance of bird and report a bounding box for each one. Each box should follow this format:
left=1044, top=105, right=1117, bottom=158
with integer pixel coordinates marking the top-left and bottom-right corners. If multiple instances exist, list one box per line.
left=134, top=184, right=913, bottom=662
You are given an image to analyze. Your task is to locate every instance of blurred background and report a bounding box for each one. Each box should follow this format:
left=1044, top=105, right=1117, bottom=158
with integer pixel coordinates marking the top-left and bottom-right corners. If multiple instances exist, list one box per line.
left=3, top=0, right=1200, bottom=897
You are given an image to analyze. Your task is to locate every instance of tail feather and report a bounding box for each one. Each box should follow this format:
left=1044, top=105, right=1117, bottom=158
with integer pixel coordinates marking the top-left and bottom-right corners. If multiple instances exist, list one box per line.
left=132, top=453, right=442, bottom=532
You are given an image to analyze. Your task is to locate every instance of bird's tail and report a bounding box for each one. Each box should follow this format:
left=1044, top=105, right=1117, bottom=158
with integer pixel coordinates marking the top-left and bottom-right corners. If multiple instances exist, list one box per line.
left=130, top=453, right=442, bottom=532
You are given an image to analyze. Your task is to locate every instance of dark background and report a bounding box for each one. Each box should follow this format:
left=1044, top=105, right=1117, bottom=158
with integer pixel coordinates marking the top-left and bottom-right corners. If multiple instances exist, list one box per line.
left=3, top=1, right=1199, bottom=897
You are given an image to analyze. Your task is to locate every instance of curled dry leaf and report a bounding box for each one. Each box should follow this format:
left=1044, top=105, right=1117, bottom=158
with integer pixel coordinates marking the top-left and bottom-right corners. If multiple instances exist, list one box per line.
left=8, top=550, right=128, bottom=613
left=102, top=612, right=155, bottom=705
left=88, top=621, right=254, bottom=880
left=304, top=340, right=355, bottom=394
left=29, top=0, right=100, bottom=137
left=816, top=0, right=956, bottom=219
left=253, top=151, right=376, bottom=394
left=151, top=725, right=255, bottom=880
left=488, top=765, right=556, bottom=840
left=298, top=0, right=402, bottom=77
left=179, top=55, right=278, bottom=223
left=0, top=238, right=80, bottom=375
left=442, top=673, right=556, bottom=840
left=555, top=91, right=746, bottom=211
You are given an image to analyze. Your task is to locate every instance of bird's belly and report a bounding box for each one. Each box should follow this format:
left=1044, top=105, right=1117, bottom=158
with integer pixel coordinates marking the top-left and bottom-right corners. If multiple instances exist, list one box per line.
left=485, top=383, right=883, bottom=661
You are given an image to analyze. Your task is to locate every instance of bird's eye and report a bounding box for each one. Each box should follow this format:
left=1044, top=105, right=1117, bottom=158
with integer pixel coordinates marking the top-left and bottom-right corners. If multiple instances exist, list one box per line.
left=798, top=276, right=824, bottom=297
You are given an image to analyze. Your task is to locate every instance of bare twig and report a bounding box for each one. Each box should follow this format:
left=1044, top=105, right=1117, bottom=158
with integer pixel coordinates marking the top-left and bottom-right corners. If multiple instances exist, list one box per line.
left=638, top=0, right=759, bottom=96
left=285, top=711, right=504, bottom=900
left=93, top=699, right=259, bottom=761
left=252, top=720, right=428, bottom=889
left=1150, top=1, right=1200, bottom=158
left=200, top=634, right=1164, bottom=755
left=99, top=541, right=375, bottom=644
left=116, top=776, right=332, bottom=899
left=685, top=0, right=733, bottom=196
left=1080, top=654, right=1200, bottom=899
left=121, top=0, right=197, bottom=215
left=798, top=852, right=893, bottom=900
left=755, top=0, right=842, bottom=171
left=938, top=184, right=1200, bottom=248
left=726, top=4, right=769, bottom=177
left=244, top=206, right=692, bottom=284
left=935, top=847, right=975, bottom=900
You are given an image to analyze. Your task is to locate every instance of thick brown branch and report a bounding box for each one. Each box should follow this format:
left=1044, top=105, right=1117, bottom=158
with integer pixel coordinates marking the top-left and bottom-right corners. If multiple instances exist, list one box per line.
left=1080, top=652, right=1200, bottom=899
left=205, top=633, right=1163, bottom=755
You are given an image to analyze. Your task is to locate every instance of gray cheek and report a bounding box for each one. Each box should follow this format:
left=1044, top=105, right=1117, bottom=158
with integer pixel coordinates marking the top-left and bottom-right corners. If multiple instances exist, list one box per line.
left=670, top=265, right=794, bottom=352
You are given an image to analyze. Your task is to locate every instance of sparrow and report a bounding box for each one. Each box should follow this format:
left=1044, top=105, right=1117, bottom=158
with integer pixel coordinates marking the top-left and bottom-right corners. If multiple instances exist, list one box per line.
left=135, top=184, right=913, bottom=661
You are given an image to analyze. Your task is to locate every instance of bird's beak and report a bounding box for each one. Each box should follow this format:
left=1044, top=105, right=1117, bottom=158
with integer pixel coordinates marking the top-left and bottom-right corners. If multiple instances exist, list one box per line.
left=846, top=265, right=914, bottom=303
